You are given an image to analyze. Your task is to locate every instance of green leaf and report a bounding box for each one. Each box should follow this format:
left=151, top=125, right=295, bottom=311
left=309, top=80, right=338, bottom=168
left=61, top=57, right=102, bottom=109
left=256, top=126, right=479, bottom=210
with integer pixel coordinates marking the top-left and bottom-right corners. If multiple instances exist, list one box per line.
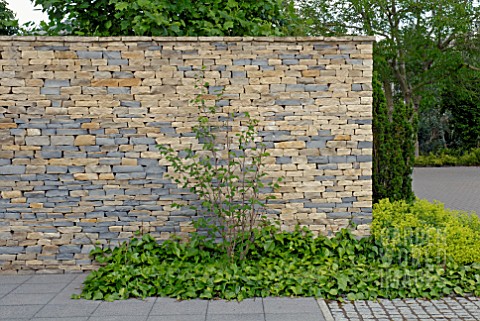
left=93, top=291, right=103, bottom=300
left=329, top=288, right=338, bottom=296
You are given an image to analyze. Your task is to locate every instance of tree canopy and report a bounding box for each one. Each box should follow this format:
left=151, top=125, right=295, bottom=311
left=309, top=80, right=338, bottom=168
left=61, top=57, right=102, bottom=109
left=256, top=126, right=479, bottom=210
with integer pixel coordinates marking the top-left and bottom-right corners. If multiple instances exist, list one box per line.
left=298, top=0, right=480, bottom=153
left=32, top=0, right=301, bottom=36
left=0, top=0, right=18, bottom=35
left=298, top=0, right=480, bottom=110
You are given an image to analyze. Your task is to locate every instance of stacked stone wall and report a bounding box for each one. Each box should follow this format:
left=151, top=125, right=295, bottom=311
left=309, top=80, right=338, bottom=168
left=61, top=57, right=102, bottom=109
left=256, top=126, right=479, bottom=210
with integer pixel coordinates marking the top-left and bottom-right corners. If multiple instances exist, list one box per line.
left=0, top=36, right=374, bottom=273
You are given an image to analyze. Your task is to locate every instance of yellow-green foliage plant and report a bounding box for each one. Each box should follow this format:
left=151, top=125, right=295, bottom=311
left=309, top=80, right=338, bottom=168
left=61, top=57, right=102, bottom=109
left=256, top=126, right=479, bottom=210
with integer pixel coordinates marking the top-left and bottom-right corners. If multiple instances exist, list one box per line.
left=372, top=199, right=480, bottom=264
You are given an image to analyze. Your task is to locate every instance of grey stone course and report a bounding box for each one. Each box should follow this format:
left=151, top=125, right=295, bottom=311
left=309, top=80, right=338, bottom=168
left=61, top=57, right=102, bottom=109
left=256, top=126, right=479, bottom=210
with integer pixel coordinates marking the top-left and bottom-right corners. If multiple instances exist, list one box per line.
left=358, top=141, right=373, bottom=148
left=113, top=71, right=134, bottom=78
left=1, top=165, right=26, bottom=174
left=108, top=59, right=129, bottom=65
left=276, top=99, right=302, bottom=105
left=77, top=51, right=103, bottom=59
left=306, top=84, right=329, bottom=92
left=44, top=79, right=70, bottom=87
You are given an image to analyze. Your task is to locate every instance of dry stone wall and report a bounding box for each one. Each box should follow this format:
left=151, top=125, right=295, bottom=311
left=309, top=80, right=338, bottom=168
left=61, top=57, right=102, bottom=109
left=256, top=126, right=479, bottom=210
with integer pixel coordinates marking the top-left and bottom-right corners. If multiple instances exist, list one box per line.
left=0, top=36, right=374, bottom=273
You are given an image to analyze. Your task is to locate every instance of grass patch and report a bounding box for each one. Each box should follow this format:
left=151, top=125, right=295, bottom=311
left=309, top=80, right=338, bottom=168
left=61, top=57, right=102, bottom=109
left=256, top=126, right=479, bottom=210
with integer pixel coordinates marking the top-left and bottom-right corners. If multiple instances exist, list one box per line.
left=75, top=201, right=480, bottom=302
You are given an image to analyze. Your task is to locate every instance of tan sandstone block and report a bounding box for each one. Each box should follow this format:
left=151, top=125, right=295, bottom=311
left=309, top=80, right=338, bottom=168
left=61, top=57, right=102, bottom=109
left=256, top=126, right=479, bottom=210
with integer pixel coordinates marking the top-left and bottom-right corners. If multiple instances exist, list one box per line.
left=81, top=123, right=100, bottom=130
left=334, top=135, right=351, bottom=141
left=0, top=123, right=17, bottom=129
left=301, top=70, right=320, bottom=77
left=118, top=78, right=142, bottom=86
left=275, top=141, right=305, bottom=149
left=74, top=135, right=96, bottom=146
left=27, top=232, right=44, bottom=239
left=121, top=158, right=137, bottom=166
left=91, top=79, right=119, bottom=87
left=99, top=173, right=115, bottom=180
left=30, top=203, right=44, bottom=209
left=109, top=226, right=123, bottom=232
left=26, top=128, right=41, bottom=136
left=1, top=191, right=22, bottom=198
left=74, top=173, right=99, bottom=180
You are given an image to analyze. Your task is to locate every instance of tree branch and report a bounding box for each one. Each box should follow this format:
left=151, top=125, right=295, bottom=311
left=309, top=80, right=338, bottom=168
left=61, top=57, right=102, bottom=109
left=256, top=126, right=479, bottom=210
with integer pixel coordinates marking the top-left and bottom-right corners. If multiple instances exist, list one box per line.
left=464, top=63, right=480, bottom=71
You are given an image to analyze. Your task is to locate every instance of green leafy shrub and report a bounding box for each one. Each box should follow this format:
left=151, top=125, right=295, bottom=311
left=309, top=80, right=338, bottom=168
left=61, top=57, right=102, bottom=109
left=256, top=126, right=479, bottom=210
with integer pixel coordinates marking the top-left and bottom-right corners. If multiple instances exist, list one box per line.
left=415, top=148, right=480, bottom=167
left=74, top=224, right=480, bottom=301
left=372, top=199, right=480, bottom=264
left=0, top=0, right=18, bottom=35
left=157, top=72, right=280, bottom=261
left=32, top=0, right=303, bottom=36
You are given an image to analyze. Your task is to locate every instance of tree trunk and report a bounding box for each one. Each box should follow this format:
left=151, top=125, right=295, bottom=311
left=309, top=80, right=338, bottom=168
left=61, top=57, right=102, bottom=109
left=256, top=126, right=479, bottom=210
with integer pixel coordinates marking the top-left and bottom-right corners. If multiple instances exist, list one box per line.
left=382, top=79, right=395, bottom=116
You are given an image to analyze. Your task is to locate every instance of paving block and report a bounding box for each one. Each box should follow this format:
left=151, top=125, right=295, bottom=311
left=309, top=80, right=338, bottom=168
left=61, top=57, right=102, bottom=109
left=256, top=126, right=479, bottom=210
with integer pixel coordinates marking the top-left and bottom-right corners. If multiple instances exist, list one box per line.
left=207, top=298, right=263, bottom=314
left=0, top=293, right=57, bottom=305
left=13, top=283, right=66, bottom=294
left=34, top=303, right=99, bottom=318
left=0, top=305, right=43, bottom=319
left=207, top=314, right=264, bottom=321
left=265, top=312, right=326, bottom=321
left=147, top=315, right=205, bottom=321
left=91, top=317, right=147, bottom=321
left=26, top=274, right=78, bottom=284
left=150, top=298, right=208, bottom=315
left=30, top=317, right=88, bottom=321
left=263, top=298, right=321, bottom=314
left=0, top=284, right=18, bottom=295
left=92, top=298, right=155, bottom=316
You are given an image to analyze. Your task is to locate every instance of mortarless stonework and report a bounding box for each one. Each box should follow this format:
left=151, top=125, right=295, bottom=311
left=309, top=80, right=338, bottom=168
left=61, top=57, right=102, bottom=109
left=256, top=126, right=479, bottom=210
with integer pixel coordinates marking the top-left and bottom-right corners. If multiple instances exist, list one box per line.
left=0, top=36, right=374, bottom=273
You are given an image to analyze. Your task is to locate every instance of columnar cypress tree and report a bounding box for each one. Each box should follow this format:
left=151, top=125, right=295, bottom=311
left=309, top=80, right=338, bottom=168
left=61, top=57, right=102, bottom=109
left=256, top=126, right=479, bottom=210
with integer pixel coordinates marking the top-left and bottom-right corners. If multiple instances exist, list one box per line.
left=372, top=73, right=416, bottom=203
left=391, top=101, right=416, bottom=202
left=372, top=73, right=390, bottom=202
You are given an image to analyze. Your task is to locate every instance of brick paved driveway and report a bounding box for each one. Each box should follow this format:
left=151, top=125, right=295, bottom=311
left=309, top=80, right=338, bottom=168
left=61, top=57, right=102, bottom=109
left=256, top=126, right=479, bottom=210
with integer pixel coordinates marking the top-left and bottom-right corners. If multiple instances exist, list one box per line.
left=328, top=297, right=480, bottom=321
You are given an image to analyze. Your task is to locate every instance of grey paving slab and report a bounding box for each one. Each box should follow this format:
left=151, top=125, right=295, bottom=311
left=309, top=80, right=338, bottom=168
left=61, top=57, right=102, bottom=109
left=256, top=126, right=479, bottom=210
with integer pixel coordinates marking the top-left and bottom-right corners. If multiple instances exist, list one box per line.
left=30, top=317, right=88, bottom=321
left=0, top=304, right=43, bottom=319
left=26, top=274, right=79, bottom=284
left=263, top=297, right=321, bottom=314
left=151, top=298, right=208, bottom=315
left=49, top=291, right=85, bottom=304
left=147, top=315, right=206, bottom=321
left=265, top=312, right=326, bottom=321
left=13, top=282, right=67, bottom=294
left=0, top=292, right=57, bottom=305
left=34, top=303, right=99, bottom=318
left=207, top=298, right=263, bottom=314
left=70, top=274, right=88, bottom=284
left=0, top=275, right=31, bottom=284
left=206, top=314, right=265, bottom=321
left=87, top=316, right=148, bottom=321
left=413, top=167, right=480, bottom=216
left=92, top=298, right=156, bottom=316
left=0, top=283, right=19, bottom=295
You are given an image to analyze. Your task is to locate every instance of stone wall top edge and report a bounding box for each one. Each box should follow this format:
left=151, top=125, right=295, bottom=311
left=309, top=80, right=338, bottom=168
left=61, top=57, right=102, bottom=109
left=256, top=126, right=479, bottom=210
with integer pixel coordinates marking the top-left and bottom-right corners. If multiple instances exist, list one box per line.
left=0, top=35, right=376, bottom=43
